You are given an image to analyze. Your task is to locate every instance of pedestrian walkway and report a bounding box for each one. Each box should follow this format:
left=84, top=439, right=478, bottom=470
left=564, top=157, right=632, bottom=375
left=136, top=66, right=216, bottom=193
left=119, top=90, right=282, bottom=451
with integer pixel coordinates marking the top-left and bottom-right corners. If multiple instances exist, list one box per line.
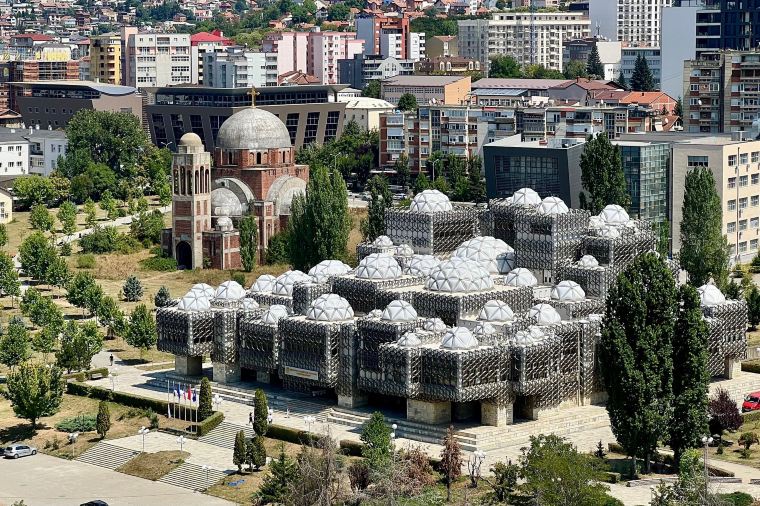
left=106, top=431, right=235, bottom=472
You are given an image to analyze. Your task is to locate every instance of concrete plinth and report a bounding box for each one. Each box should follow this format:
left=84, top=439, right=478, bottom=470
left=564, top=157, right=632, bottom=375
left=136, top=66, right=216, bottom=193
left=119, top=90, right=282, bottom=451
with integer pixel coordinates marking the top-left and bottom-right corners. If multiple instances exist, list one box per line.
left=212, top=362, right=240, bottom=384
left=338, top=394, right=368, bottom=409
left=407, top=399, right=451, bottom=425
left=175, top=356, right=202, bottom=376
left=725, top=358, right=742, bottom=379
left=256, top=371, right=271, bottom=384
left=453, top=401, right=478, bottom=421
left=481, top=401, right=513, bottom=427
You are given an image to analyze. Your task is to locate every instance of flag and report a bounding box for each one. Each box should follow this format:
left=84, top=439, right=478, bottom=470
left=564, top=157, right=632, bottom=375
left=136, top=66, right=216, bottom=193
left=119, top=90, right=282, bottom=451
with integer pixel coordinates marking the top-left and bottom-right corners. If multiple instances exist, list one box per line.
left=174, top=383, right=180, bottom=398
left=192, top=388, right=197, bottom=403
left=167, top=404, right=172, bottom=418
left=186, top=385, right=192, bottom=400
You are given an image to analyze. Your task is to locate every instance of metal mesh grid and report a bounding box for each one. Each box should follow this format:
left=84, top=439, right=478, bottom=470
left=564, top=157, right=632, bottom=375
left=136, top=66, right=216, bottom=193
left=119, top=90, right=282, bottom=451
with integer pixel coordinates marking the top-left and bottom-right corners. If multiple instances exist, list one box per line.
left=156, top=307, right=214, bottom=356
left=212, top=308, right=239, bottom=364
left=384, top=207, right=480, bottom=255
left=238, top=317, right=279, bottom=372
left=332, top=275, right=425, bottom=314
left=703, top=299, right=748, bottom=376
left=418, top=346, right=511, bottom=403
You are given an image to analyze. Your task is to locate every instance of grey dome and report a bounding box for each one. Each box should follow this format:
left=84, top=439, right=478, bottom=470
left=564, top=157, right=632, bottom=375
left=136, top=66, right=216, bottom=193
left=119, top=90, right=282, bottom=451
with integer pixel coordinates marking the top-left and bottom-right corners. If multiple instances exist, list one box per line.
left=308, top=260, right=352, bottom=283
left=215, top=280, right=247, bottom=300
left=407, top=254, right=440, bottom=277
left=273, top=270, right=311, bottom=296
left=262, top=304, right=289, bottom=325
left=454, top=236, right=514, bottom=274
left=356, top=253, right=401, bottom=280
left=478, top=300, right=514, bottom=322
left=179, top=132, right=203, bottom=147
left=698, top=282, right=726, bottom=307
left=397, top=332, right=422, bottom=347
left=503, top=268, right=537, bottom=287
left=423, top=317, right=446, bottom=332
left=441, top=327, right=479, bottom=350
left=178, top=290, right=211, bottom=311
left=381, top=300, right=417, bottom=322
left=551, top=280, right=586, bottom=302
left=211, top=187, right=243, bottom=216
left=217, top=107, right=292, bottom=151
left=250, top=274, right=277, bottom=293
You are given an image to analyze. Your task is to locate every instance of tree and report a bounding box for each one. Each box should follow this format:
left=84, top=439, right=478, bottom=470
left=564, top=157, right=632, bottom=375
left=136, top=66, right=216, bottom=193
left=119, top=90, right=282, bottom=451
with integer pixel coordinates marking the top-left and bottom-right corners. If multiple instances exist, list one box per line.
left=434, top=175, right=450, bottom=194
left=67, top=272, right=99, bottom=315
left=0, top=252, right=20, bottom=305
left=630, top=54, right=656, bottom=92
left=579, top=133, right=630, bottom=214
left=257, top=443, right=297, bottom=504
left=615, top=72, right=628, bottom=91
left=3, top=362, right=64, bottom=428
left=125, top=304, right=157, bottom=355
left=440, top=425, right=462, bottom=502
left=13, top=176, right=57, bottom=209
left=198, top=377, right=213, bottom=421
left=674, top=96, right=683, bottom=117
left=394, top=153, right=411, bottom=189
left=362, top=80, right=381, bottom=99
left=253, top=388, right=269, bottom=436
left=288, top=435, right=342, bottom=505
left=680, top=167, right=729, bottom=288
left=129, top=210, right=165, bottom=244
left=239, top=214, right=258, bottom=272
left=122, top=275, right=144, bottom=302
left=154, top=286, right=171, bottom=308
left=467, top=156, right=487, bottom=203
left=586, top=44, right=605, bottom=78
left=327, top=2, right=350, bottom=20
left=100, top=190, right=118, bottom=221
left=56, top=321, right=102, bottom=372
left=489, top=460, right=519, bottom=503
left=397, top=93, right=418, bottom=112
left=83, top=198, right=97, bottom=227
left=234, top=430, right=247, bottom=473
left=57, top=201, right=77, bottom=236
left=564, top=59, right=589, bottom=79
left=656, top=220, right=670, bottom=258
left=489, top=55, right=522, bottom=78
left=360, top=175, right=392, bottom=242
left=96, top=400, right=111, bottom=438
left=97, top=295, right=125, bottom=337
left=747, top=284, right=760, bottom=329
left=45, top=255, right=70, bottom=294
left=0, top=222, right=8, bottom=247
left=414, top=172, right=431, bottom=194
left=670, top=284, right=709, bottom=467
left=360, top=411, right=393, bottom=472
left=287, top=164, right=350, bottom=271
left=248, top=436, right=267, bottom=471
left=725, top=280, right=742, bottom=300
left=0, top=318, right=30, bottom=370
left=600, top=252, right=677, bottom=475
left=19, top=232, right=57, bottom=281
left=708, top=388, right=742, bottom=436
left=30, top=204, right=54, bottom=232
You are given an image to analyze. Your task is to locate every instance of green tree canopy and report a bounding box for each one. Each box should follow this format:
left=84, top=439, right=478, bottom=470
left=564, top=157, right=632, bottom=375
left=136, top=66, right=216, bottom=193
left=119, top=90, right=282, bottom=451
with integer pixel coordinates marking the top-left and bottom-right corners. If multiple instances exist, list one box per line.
left=57, top=200, right=77, bottom=236
left=579, top=133, right=630, bottom=214
left=2, top=362, right=64, bottom=428
left=564, top=59, right=589, bottom=79
left=489, top=55, right=522, bottom=78
left=96, top=400, right=111, bottom=438
left=126, top=304, right=157, bottom=354
left=397, top=93, right=418, bottom=112
left=253, top=388, right=269, bottom=436
left=630, top=54, right=656, bottom=92
left=360, top=175, right=392, bottom=242
left=360, top=411, right=393, bottom=472
left=362, top=80, right=381, bottom=99
left=256, top=443, right=297, bottom=504
left=19, top=232, right=58, bottom=281
left=0, top=317, right=30, bottom=370
left=30, top=204, right=54, bottom=232
left=239, top=214, right=258, bottom=272
left=586, top=45, right=605, bottom=78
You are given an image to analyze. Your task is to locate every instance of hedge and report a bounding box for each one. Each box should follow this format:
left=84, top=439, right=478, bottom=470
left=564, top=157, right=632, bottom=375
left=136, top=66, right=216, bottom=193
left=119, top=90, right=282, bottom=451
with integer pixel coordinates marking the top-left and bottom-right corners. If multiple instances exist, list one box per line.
left=197, top=411, right=224, bottom=437
left=741, top=361, right=760, bottom=374
left=267, top=424, right=320, bottom=445
left=339, top=439, right=363, bottom=457
left=601, top=471, right=621, bottom=484
left=742, top=409, right=760, bottom=424
left=63, top=367, right=109, bottom=382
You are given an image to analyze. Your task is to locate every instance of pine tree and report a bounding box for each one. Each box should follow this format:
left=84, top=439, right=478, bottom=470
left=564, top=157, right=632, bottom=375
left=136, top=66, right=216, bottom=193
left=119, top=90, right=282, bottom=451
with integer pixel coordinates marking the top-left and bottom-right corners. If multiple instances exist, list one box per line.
left=253, top=388, right=269, bottom=436
left=674, top=97, right=683, bottom=117
left=256, top=443, right=297, bottom=504
left=248, top=436, right=267, bottom=471
left=96, top=400, right=111, bottom=438
left=360, top=411, right=392, bottom=472
left=579, top=133, right=630, bottom=214
left=198, top=377, right=213, bottom=420
left=631, top=54, right=656, bottom=91
left=615, top=72, right=628, bottom=91
left=122, top=275, right=144, bottom=302
left=670, top=284, right=709, bottom=468
left=747, top=284, right=760, bottom=329
left=2, top=362, right=64, bottom=428
left=600, top=252, right=677, bottom=476
left=233, top=429, right=247, bottom=472
left=586, top=44, right=605, bottom=78
left=680, top=167, right=729, bottom=288
left=154, top=286, right=171, bottom=308
left=360, top=175, right=392, bottom=242
left=440, top=425, right=463, bottom=502
left=239, top=214, right=258, bottom=272
left=414, top=172, right=431, bottom=194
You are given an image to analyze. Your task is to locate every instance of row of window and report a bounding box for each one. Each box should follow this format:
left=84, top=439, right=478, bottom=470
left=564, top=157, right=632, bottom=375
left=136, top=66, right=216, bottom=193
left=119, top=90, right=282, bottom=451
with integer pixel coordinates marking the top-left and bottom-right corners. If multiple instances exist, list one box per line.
left=727, top=196, right=760, bottom=210
left=727, top=174, right=760, bottom=187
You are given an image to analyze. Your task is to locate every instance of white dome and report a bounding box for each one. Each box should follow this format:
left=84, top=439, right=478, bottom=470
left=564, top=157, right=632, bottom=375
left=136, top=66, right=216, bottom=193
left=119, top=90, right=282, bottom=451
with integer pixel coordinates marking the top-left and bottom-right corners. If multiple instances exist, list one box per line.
left=355, top=253, right=401, bottom=280
left=441, top=326, right=479, bottom=350
left=478, top=300, right=514, bottom=322
left=577, top=255, right=599, bottom=268
left=423, top=317, right=446, bottom=332
left=217, top=107, right=292, bottom=150
left=397, top=332, right=421, bottom=347
left=409, top=189, right=452, bottom=213
left=529, top=303, right=562, bottom=325
left=262, top=304, right=289, bottom=325
left=504, top=268, right=537, bottom=287
left=512, top=188, right=541, bottom=206
left=537, top=196, right=569, bottom=215
left=597, top=225, right=621, bottom=239
left=599, top=205, right=630, bottom=226
left=473, top=322, right=497, bottom=337
left=407, top=254, right=441, bottom=277
left=698, top=283, right=726, bottom=307
left=306, top=294, right=354, bottom=322
left=190, top=283, right=215, bottom=298
left=373, top=235, right=394, bottom=247
left=250, top=274, right=277, bottom=293
left=308, top=260, right=352, bottom=283
left=512, top=326, right=547, bottom=346
left=241, top=298, right=259, bottom=311
left=396, top=244, right=414, bottom=256
left=454, top=236, right=515, bottom=274
left=588, top=216, right=604, bottom=230
left=273, top=270, right=311, bottom=296
left=551, top=280, right=586, bottom=302
left=426, top=257, right=494, bottom=293
left=367, top=309, right=383, bottom=318
left=214, top=280, right=247, bottom=300
left=381, top=300, right=418, bottom=322
left=211, top=187, right=243, bottom=217
left=177, top=291, right=211, bottom=311
left=216, top=216, right=234, bottom=231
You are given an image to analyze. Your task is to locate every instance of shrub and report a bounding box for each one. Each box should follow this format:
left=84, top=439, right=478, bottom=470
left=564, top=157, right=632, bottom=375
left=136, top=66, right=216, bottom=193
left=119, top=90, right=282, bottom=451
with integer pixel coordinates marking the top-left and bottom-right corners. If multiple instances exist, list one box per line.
left=741, top=361, right=760, bottom=374
left=55, top=414, right=97, bottom=433
left=130, top=210, right=165, bottom=244
left=59, top=242, right=72, bottom=256
left=122, top=275, right=144, bottom=302
left=79, top=226, right=119, bottom=254
left=739, top=431, right=759, bottom=451
left=348, top=460, right=370, bottom=491
left=232, top=272, right=246, bottom=287
left=115, top=234, right=141, bottom=254
left=719, top=492, right=755, bottom=506
left=148, top=409, right=159, bottom=429
left=76, top=254, right=96, bottom=269
left=197, top=411, right=224, bottom=436
left=709, top=388, right=743, bottom=434
left=96, top=401, right=110, bottom=438
left=140, top=255, right=177, bottom=271
left=154, top=286, right=171, bottom=307
left=266, top=233, right=289, bottom=264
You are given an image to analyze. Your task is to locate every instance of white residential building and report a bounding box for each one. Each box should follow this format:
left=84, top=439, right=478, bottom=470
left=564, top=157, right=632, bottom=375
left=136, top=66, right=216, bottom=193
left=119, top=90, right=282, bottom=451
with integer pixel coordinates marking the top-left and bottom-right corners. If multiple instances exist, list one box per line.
left=458, top=12, right=590, bottom=73
left=589, top=0, right=672, bottom=47
left=660, top=2, right=700, bottom=100
left=0, top=130, right=29, bottom=176
left=203, top=47, right=278, bottom=88
left=126, top=33, right=192, bottom=89
left=307, top=32, right=364, bottom=85
left=24, top=128, right=67, bottom=177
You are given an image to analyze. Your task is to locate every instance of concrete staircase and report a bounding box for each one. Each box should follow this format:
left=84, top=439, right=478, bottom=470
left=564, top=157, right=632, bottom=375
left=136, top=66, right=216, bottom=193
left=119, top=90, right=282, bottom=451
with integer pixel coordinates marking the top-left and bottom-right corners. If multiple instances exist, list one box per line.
left=159, top=462, right=228, bottom=491
left=76, top=442, right=139, bottom=470
left=198, top=421, right=255, bottom=450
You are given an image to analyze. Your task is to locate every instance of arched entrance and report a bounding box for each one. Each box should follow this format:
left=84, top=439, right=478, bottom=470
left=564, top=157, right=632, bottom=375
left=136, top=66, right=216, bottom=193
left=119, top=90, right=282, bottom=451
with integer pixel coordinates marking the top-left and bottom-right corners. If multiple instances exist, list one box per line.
left=176, top=241, right=192, bottom=270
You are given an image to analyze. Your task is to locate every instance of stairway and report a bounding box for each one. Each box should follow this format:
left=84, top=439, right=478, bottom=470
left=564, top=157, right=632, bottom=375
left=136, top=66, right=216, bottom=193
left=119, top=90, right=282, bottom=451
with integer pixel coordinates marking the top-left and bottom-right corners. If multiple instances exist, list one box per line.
left=159, top=462, right=229, bottom=491
left=76, top=442, right=139, bottom=470
left=198, top=421, right=255, bottom=449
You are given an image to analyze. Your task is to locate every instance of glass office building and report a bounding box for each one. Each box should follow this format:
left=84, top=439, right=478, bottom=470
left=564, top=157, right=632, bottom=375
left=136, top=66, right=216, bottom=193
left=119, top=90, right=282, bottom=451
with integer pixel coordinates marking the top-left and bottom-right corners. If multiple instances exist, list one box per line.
left=617, top=141, right=670, bottom=223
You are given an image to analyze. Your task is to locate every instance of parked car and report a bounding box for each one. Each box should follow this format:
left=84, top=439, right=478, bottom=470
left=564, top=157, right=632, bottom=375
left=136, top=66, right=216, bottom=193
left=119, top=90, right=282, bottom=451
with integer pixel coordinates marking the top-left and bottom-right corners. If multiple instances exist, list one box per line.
left=743, top=391, right=760, bottom=412
left=4, top=444, right=37, bottom=458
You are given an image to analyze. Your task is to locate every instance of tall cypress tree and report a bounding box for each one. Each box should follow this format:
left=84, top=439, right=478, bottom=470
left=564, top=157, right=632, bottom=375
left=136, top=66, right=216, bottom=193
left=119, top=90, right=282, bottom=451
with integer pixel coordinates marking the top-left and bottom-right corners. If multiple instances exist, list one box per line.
left=239, top=214, right=258, bottom=272
left=630, top=54, right=656, bottom=92
left=360, top=175, right=392, bottom=241
left=579, top=133, right=630, bottom=214
left=670, top=284, right=709, bottom=468
left=600, top=252, right=677, bottom=476
left=680, top=167, right=729, bottom=288
left=586, top=45, right=605, bottom=78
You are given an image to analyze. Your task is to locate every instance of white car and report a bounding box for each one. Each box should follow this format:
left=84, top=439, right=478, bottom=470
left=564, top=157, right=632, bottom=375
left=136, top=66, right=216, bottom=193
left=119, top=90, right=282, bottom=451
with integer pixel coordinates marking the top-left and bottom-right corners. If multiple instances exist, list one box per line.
left=4, top=444, right=37, bottom=458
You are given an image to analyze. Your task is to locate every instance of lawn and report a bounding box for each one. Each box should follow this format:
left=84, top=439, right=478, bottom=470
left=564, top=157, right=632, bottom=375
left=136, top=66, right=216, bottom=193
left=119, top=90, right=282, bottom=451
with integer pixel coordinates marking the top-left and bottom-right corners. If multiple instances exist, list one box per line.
left=709, top=418, right=760, bottom=470
left=117, top=449, right=189, bottom=481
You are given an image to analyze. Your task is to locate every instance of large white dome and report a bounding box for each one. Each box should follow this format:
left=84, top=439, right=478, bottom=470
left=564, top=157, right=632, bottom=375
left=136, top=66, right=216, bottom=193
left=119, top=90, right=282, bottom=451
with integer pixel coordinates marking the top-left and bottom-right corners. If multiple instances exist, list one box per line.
left=306, top=294, right=354, bottom=322
left=355, top=253, right=401, bottom=280
left=381, top=300, right=418, bottom=322
left=372, top=235, right=394, bottom=247
left=504, top=268, right=537, bottom=287
left=454, top=236, right=515, bottom=274
left=308, top=260, right=352, bottom=283
left=577, top=255, right=599, bottom=268
left=698, top=283, right=726, bottom=307
left=262, top=304, right=289, bottom=325
left=211, top=187, right=243, bottom=217
left=478, top=300, right=514, bottom=322
left=426, top=257, right=494, bottom=293
left=177, top=290, right=211, bottom=311
left=551, top=280, right=586, bottom=302
left=537, top=196, right=569, bottom=215
left=214, top=280, right=247, bottom=300
left=529, top=303, right=562, bottom=325
left=597, top=225, right=621, bottom=239
left=512, top=188, right=541, bottom=206
left=273, top=270, right=311, bottom=296
left=250, top=274, right=277, bottom=293
left=599, top=204, right=630, bottom=226
left=441, top=326, right=479, bottom=350
left=190, top=283, right=215, bottom=298
left=407, top=255, right=441, bottom=277
left=241, top=298, right=259, bottom=311
left=409, top=189, right=452, bottom=213
left=217, top=107, right=292, bottom=151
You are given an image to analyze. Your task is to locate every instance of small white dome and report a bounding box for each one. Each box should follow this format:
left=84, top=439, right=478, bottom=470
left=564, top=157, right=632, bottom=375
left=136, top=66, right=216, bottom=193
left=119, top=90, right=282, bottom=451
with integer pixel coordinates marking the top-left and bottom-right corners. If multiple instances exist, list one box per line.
left=262, top=304, right=289, bottom=325
left=216, top=216, right=234, bottom=231
left=512, top=326, right=547, bottom=346
left=698, top=282, right=726, bottom=307
left=597, top=225, right=621, bottom=239
left=381, top=300, right=418, bottom=322
left=308, top=260, right=352, bottom=283
left=409, top=189, right=452, bottom=213
left=396, top=244, right=414, bottom=256
left=214, top=280, right=247, bottom=300
left=397, top=332, right=421, bottom=347
left=537, top=196, right=569, bottom=215
left=356, top=253, right=402, bottom=280
left=426, top=257, right=494, bottom=293
left=441, top=327, right=479, bottom=350
left=577, top=255, right=599, bottom=268
left=529, top=303, right=562, bottom=325
left=373, top=235, right=394, bottom=247
left=177, top=291, right=211, bottom=311
left=512, top=188, right=541, bottom=206
left=423, top=317, right=446, bottom=332
left=473, top=322, right=497, bottom=337
left=478, top=300, right=514, bottom=322
left=588, top=216, right=604, bottom=229
left=407, top=254, right=441, bottom=277
left=454, top=236, right=515, bottom=274
left=190, top=283, right=215, bottom=298
left=599, top=205, right=630, bottom=226
left=504, top=268, right=537, bottom=287
left=273, top=270, right=311, bottom=296
left=551, top=280, right=586, bottom=302
left=306, top=294, right=354, bottom=322
left=250, top=274, right=277, bottom=293
left=241, top=298, right=259, bottom=311
left=366, top=309, right=383, bottom=318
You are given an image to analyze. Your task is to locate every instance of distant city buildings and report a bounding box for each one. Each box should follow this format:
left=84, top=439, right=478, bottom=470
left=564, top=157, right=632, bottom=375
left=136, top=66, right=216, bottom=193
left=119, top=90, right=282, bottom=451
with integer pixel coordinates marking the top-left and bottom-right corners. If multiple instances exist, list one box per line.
left=380, top=75, right=471, bottom=106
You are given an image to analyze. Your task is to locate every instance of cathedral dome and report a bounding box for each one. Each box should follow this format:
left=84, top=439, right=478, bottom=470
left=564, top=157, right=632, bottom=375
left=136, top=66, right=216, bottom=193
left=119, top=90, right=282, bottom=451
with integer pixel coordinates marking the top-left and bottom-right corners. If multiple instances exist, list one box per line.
left=217, top=108, right=292, bottom=151
left=179, top=132, right=203, bottom=147
left=211, top=187, right=244, bottom=216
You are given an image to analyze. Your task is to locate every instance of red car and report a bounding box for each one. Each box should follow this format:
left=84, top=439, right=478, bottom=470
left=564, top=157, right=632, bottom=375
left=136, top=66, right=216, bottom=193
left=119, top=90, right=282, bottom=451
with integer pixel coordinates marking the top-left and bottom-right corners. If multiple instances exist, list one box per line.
left=742, top=391, right=760, bottom=412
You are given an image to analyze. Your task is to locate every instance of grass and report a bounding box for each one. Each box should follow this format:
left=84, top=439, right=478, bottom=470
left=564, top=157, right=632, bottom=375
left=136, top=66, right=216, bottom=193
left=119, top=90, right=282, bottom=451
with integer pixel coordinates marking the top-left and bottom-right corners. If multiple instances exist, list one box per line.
left=710, top=419, right=760, bottom=469
left=117, top=450, right=189, bottom=481
left=748, top=329, right=760, bottom=347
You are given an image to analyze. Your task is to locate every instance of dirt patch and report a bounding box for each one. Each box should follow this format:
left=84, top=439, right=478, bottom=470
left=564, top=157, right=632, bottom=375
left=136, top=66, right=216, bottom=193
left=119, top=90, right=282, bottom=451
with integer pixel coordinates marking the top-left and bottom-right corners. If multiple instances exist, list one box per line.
left=117, top=449, right=189, bottom=481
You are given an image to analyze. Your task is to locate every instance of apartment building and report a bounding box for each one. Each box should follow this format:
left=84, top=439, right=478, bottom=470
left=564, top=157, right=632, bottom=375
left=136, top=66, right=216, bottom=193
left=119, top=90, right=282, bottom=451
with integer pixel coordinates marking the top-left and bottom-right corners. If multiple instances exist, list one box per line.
left=89, top=32, right=121, bottom=84
left=125, top=33, right=192, bottom=89
left=0, top=130, right=30, bottom=176
left=356, top=14, right=424, bottom=60
left=190, top=31, right=233, bottom=85
left=614, top=140, right=670, bottom=223
left=458, top=11, right=590, bottom=73
left=380, top=75, right=471, bottom=106
left=307, top=32, right=363, bottom=85
left=562, top=38, right=621, bottom=81
left=23, top=127, right=67, bottom=177
left=589, top=0, right=672, bottom=46
left=427, top=36, right=458, bottom=59
left=696, top=0, right=760, bottom=57
left=620, top=47, right=662, bottom=90
left=262, top=32, right=309, bottom=78
left=203, top=47, right=278, bottom=88
left=338, top=54, right=415, bottom=91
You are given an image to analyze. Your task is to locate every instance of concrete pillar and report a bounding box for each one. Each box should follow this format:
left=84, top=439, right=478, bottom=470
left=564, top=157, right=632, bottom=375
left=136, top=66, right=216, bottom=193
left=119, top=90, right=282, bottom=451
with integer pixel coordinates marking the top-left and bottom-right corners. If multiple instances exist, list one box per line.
left=338, top=393, right=369, bottom=409
left=725, top=358, right=742, bottom=379
left=481, top=401, right=513, bottom=427
left=212, top=362, right=240, bottom=384
left=407, top=399, right=451, bottom=425
left=256, top=371, right=271, bottom=384
left=175, top=355, right=202, bottom=376
left=453, top=401, right=478, bottom=421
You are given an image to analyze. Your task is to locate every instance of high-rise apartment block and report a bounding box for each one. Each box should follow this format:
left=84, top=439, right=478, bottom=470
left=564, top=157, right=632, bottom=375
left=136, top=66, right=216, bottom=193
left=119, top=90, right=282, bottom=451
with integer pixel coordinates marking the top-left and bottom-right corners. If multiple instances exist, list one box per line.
left=356, top=14, right=424, bottom=60
left=262, top=32, right=309, bottom=78
left=125, top=33, right=192, bottom=89
left=589, top=0, right=672, bottom=47
left=89, top=33, right=121, bottom=84
left=203, top=47, right=278, bottom=88
left=696, top=0, right=760, bottom=57
left=307, top=32, right=363, bottom=85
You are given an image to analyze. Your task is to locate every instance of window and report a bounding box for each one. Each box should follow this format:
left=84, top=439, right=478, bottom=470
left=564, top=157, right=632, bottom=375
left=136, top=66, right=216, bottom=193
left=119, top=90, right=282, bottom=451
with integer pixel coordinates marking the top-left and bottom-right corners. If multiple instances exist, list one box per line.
left=752, top=217, right=759, bottom=228
left=741, top=175, right=749, bottom=187
left=728, top=222, right=736, bottom=233
left=740, top=197, right=748, bottom=209
left=687, top=155, right=709, bottom=167
left=753, top=195, right=760, bottom=207
left=741, top=153, right=749, bottom=165
left=729, top=154, right=738, bottom=166
left=728, top=199, right=737, bottom=211
left=728, top=177, right=736, bottom=188
left=753, top=151, right=759, bottom=163
left=740, top=219, right=748, bottom=231
left=740, top=241, right=748, bottom=253
left=753, top=174, right=759, bottom=185
left=752, top=239, right=759, bottom=251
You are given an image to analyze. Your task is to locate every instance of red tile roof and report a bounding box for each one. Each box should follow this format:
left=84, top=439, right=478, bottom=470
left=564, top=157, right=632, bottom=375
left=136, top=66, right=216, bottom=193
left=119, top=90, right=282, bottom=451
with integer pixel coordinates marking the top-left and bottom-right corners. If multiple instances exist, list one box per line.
left=190, top=31, right=233, bottom=45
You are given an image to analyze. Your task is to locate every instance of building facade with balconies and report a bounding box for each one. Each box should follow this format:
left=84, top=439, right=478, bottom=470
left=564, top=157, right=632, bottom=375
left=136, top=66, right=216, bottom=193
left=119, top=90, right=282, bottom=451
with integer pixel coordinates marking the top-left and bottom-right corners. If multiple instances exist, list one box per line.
left=126, top=33, right=192, bottom=89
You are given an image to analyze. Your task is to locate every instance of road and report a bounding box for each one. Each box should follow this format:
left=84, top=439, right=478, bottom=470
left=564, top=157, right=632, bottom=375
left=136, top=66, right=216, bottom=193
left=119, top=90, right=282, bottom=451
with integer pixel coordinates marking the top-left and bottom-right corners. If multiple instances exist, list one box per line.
left=0, top=452, right=234, bottom=506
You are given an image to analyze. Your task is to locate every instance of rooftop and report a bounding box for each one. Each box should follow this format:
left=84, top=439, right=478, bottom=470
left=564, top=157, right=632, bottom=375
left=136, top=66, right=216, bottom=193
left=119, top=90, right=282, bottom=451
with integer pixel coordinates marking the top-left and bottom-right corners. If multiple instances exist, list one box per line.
left=485, top=136, right=586, bottom=149
left=340, top=97, right=395, bottom=109
left=382, top=75, right=469, bottom=86
left=473, top=78, right=570, bottom=90
left=8, top=80, right=137, bottom=95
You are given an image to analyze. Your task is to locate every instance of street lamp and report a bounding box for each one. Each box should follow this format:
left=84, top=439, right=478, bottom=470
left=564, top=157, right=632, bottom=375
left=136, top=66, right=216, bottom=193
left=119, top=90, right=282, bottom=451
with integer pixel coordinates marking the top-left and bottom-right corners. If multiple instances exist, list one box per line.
left=304, top=415, right=316, bottom=434
left=431, top=159, right=442, bottom=181
left=138, top=426, right=149, bottom=453
left=702, top=435, right=714, bottom=497
left=201, top=464, right=210, bottom=491
left=177, top=435, right=186, bottom=452
left=391, top=423, right=398, bottom=441
left=332, top=152, right=344, bottom=173
left=468, top=450, right=486, bottom=488
left=267, top=408, right=274, bottom=425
